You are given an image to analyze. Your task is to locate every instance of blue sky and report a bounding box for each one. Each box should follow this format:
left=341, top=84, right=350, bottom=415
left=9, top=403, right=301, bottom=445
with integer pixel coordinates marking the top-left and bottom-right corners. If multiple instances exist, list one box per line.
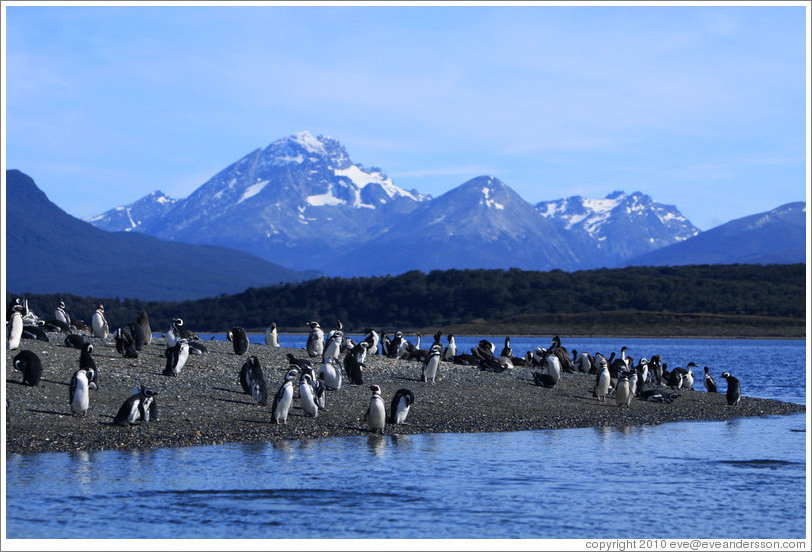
left=3, top=2, right=809, bottom=230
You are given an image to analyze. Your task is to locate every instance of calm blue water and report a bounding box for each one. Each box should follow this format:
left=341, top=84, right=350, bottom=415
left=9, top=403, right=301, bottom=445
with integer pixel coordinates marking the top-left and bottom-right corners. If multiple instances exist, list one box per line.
left=5, top=337, right=808, bottom=540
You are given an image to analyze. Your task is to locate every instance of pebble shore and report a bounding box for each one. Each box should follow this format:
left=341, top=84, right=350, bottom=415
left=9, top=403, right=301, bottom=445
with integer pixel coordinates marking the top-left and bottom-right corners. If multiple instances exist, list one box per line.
left=5, top=333, right=805, bottom=455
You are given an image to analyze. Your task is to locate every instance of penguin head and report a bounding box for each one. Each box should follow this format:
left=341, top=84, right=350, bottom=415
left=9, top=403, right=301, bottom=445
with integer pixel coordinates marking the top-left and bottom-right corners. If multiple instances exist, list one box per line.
left=285, top=369, right=299, bottom=381
left=370, top=384, right=381, bottom=395
left=83, top=343, right=94, bottom=354
left=720, top=372, right=731, bottom=380
left=59, top=301, right=66, bottom=309
left=174, top=318, right=184, bottom=327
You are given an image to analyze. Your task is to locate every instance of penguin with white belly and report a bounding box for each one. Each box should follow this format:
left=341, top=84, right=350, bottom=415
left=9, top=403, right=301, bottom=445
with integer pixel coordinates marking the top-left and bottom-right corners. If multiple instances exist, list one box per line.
left=163, top=338, right=190, bottom=376
left=388, top=388, right=415, bottom=426
left=271, top=369, right=298, bottom=425
left=69, top=369, right=90, bottom=416
left=364, top=384, right=386, bottom=434
left=113, top=386, right=159, bottom=426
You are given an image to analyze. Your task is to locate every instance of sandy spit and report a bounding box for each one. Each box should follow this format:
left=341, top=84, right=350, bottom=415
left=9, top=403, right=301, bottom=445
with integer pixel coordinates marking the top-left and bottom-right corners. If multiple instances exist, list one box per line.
left=5, top=333, right=805, bottom=455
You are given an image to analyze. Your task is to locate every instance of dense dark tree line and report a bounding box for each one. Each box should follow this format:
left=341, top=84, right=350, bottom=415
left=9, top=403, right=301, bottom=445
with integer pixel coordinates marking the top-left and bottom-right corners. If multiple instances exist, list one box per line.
left=8, top=264, right=805, bottom=333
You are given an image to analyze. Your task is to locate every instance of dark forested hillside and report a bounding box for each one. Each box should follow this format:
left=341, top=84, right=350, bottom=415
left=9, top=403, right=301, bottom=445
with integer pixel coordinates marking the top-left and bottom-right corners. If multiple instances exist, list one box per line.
left=9, top=264, right=805, bottom=337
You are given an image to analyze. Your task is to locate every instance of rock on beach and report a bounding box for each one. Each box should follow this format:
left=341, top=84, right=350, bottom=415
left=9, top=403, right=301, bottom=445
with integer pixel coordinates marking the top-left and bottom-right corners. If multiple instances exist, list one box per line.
left=5, top=333, right=805, bottom=455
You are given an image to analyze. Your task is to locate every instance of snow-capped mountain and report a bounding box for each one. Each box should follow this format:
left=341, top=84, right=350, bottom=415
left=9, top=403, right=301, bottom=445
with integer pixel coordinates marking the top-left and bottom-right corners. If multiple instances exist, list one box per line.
left=86, top=190, right=178, bottom=232
left=625, top=202, right=806, bottom=267
left=91, top=132, right=429, bottom=268
left=85, top=131, right=729, bottom=277
left=331, top=176, right=585, bottom=276
left=536, top=191, right=699, bottom=267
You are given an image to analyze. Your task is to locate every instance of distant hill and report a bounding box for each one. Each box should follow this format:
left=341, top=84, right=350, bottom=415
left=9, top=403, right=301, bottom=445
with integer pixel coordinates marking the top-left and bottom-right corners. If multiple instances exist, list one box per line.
left=626, top=202, right=807, bottom=266
left=5, top=169, right=319, bottom=301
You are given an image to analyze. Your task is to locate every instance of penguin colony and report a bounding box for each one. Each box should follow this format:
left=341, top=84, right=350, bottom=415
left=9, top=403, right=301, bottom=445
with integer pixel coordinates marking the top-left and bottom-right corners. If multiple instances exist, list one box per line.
left=6, top=300, right=752, bottom=443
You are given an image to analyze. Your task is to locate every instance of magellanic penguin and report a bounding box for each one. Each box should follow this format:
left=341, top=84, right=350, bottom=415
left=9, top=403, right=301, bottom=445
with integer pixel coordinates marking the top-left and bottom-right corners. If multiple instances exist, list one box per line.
left=421, top=343, right=442, bottom=383
left=55, top=301, right=71, bottom=325
left=442, top=334, right=457, bottom=361
left=69, top=369, right=90, bottom=416
left=91, top=304, right=109, bottom=339
left=64, top=334, right=85, bottom=349
left=323, top=328, right=343, bottom=362
left=13, top=350, right=43, bottom=386
left=79, top=342, right=99, bottom=390
left=388, top=388, right=415, bottom=425
left=163, top=338, right=190, bottom=376
left=299, top=373, right=319, bottom=418
left=344, top=341, right=369, bottom=385
left=227, top=326, right=249, bottom=356
left=115, top=326, right=139, bottom=359
left=593, top=356, right=611, bottom=401
left=305, top=322, right=324, bottom=358
left=265, top=322, right=280, bottom=347
left=615, top=374, right=632, bottom=407
left=720, top=372, right=741, bottom=406
left=319, top=356, right=343, bottom=390
left=113, top=386, right=159, bottom=426
left=249, top=356, right=269, bottom=406
left=703, top=367, right=717, bottom=393
left=136, top=310, right=152, bottom=346
left=363, top=328, right=380, bottom=356
left=7, top=306, right=24, bottom=350
left=271, top=369, right=298, bottom=425
left=364, top=384, right=386, bottom=434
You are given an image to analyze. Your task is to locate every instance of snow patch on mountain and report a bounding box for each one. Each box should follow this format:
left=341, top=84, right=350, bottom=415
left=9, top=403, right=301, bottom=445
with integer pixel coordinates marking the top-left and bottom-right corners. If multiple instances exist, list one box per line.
left=238, top=180, right=269, bottom=204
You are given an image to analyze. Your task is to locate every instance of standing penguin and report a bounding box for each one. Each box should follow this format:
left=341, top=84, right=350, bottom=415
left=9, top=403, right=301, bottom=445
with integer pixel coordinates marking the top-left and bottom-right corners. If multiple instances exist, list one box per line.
left=91, top=304, right=109, bottom=339
left=227, top=326, right=249, bottom=356
left=69, top=369, right=90, bottom=416
left=271, top=369, right=298, bottom=425
left=593, top=356, right=611, bottom=401
left=55, top=301, right=71, bottom=325
left=344, top=341, right=369, bottom=385
left=13, top=350, right=43, bottom=386
left=364, top=384, right=386, bottom=434
left=323, top=328, right=343, bottom=362
left=245, top=356, right=268, bottom=406
left=319, top=356, right=343, bottom=390
left=114, top=327, right=139, bottom=359
left=305, top=322, right=324, bottom=358
left=615, top=374, right=632, bottom=407
left=443, top=334, right=457, bottom=361
left=299, top=373, right=319, bottom=418
left=720, top=372, right=741, bottom=406
left=363, top=328, right=380, bottom=356
left=113, top=386, right=159, bottom=426
left=163, top=338, right=190, bottom=376
left=421, top=343, right=442, bottom=383
left=7, top=306, right=24, bottom=350
left=136, top=310, right=152, bottom=346
left=79, top=342, right=99, bottom=390
left=703, top=367, right=717, bottom=393
left=265, top=323, right=280, bottom=347
left=388, top=388, right=415, bottom=425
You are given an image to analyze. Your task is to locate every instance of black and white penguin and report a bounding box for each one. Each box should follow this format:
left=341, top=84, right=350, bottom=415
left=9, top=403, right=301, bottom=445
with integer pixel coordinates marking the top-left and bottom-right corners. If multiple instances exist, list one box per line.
left=239, top=355, right=256, bottom=394
left=319, top=356, right=342, bottom=390
left=681, top=362, right=696, bottom=390
left=136, top=310, right=152, bottom=346
left=299, top=373, right=319, bottom=418
left=271, top=369, right=298, bottom=425
left=91, top=304, right=109, bottom=339
left=720, top=372, right=741, bottom=406
left=265, top=322, right=280, bottom=347
left=13, top=350, right=43, bottom=386
left=639, top=389, right=681, bottom=403
left=115, top=326, right=139, bottom=359
left=379, top=331, right=391, bottom=357
left=227, top=326, right=249, bottom=356
left=163, top=338, right=190, bottom=377
left=64, top=334, right=85, bottom=349
left=286, top=353, right=314, bottom=373
left=388, top=331, right=408, bottom=359
left=593, top=356, right=611, bottom=401
left=344, top=341, right=369, bottom=385
left=22, top=322, right=50, bottom=342
left=166, top=318, right=199, bottom=348
left=323, top=326, right=343, bottom=362
left=421, top=343, right=442, bottom=383
left=188, top=341, right=208, bottom=355
left=364, top=384, right=386, bottom=434
left=532, top=348, right=561, bottom=388
left=79, top=342, right=99, bottom=390
left=248, top=356, right=268, bottom=406
left=313, top=378, right=327, bottom=411
left=628, top=371, right=638, bottom=398
left=703, top=366, right=717, bottom=393
left=388, top=388, right=415, bottom=425
left=305, top=322, right=324, bottom=358
left=7, top=306, right=24, bottom=350
left=42, top=319, right=71, bottom=333
left=113, top=386, right=159, bottom=426
left=69, top=369, right=90, bottom=416
left=363, top=328, right=380, bottom=356
left=55, top=301, right=71, bottom=325
left=666, top=369, right=683, bottom=390
left=649, top=355, right=664, bottom=386
left=615, top=374, right=632, bottom=407
left=126, top=321, right=146, bottom=352
left=442, top=334, right=457, bottom=361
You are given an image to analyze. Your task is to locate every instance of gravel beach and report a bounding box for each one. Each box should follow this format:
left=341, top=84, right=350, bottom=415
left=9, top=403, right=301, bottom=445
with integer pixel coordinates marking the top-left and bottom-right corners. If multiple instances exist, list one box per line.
left=5, top=333, right=805, bottom=455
